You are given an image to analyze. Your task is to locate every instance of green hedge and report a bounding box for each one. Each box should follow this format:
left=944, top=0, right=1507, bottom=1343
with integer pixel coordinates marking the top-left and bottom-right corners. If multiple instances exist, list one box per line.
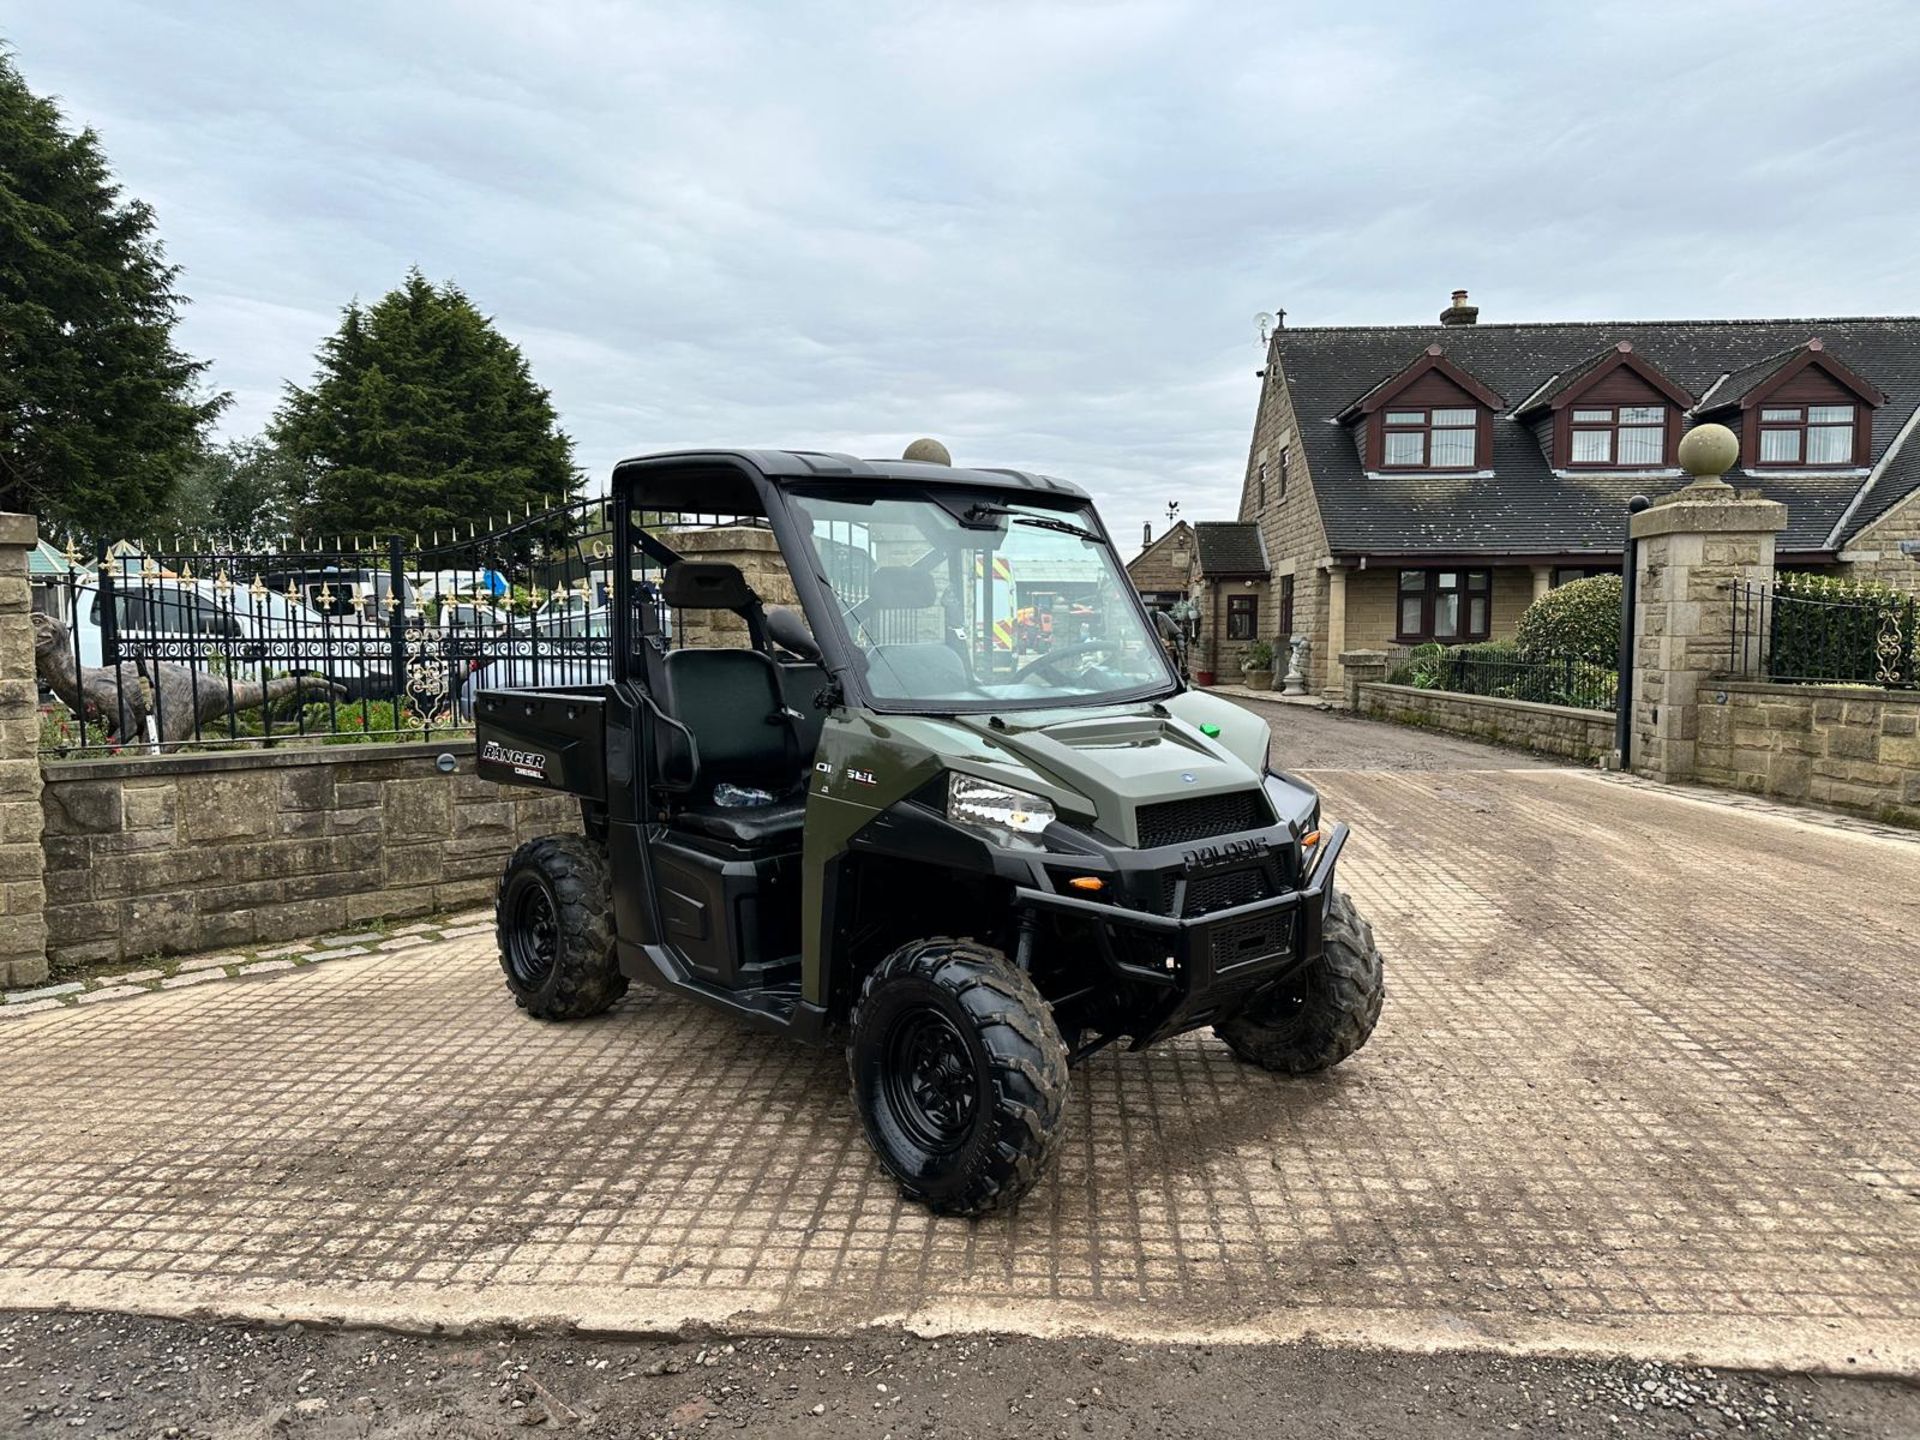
left=1514, top=574, right=1622, bottom=664
left=1770, top=572, right=1916, bottom=685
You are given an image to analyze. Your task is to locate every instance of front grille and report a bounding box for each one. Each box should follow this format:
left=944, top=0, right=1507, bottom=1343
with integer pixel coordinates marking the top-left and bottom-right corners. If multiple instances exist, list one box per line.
left=1157, top=867, right=1273, bottom=917
left=1211, top=909, right=1294, bottom=972
left=1135, top=790, right=1271, bottom=848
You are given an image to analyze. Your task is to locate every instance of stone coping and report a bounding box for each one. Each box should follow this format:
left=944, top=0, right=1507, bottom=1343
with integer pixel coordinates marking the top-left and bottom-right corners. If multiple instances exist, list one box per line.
left=1707, top=678, right=1920, bottom=704
left=1362, top=682, right=1613, bottom=723
left=40, top=736, right=477, bottom=782
left=0, top=907, right=496, bottom=1015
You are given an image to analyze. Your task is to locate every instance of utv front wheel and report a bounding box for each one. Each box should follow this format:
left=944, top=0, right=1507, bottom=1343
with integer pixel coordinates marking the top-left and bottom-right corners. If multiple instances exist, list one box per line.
left=496, top=834, right=626, bottom=1020
left=849, top=938, right=1069, bottom=1217
left=1215, top=889, right=1383, bottom=1074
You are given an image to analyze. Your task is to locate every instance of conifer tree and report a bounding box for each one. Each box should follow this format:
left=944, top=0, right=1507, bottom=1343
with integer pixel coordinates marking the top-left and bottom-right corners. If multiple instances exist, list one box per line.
left=273, top=270, right=579, bottom=538
left=0, top=51, right=223, bottom=535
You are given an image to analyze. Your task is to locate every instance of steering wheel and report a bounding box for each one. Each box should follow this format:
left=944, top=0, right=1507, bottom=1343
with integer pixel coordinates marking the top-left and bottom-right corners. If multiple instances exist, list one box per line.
left=1011, top=640, right=1122, bottom=684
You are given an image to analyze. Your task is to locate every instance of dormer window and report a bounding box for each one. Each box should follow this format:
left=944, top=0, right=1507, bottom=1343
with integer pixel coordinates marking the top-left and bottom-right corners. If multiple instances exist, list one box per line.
left=1514, top=342, right=1691, bottom=470
left=1568, top=404, right=1668, bottom=468
left=1692, top=338, right=1885, bottom=470
left=1756, top=404, right=1857, bottom=467
left=1337, top=344, right=1501, bottom=474
left=1383, top=408, right=1478, bottom=469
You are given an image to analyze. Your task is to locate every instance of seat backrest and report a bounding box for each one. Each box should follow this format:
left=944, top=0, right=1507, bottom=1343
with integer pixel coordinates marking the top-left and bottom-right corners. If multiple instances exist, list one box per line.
left=653, top=648, right=790, bottom=792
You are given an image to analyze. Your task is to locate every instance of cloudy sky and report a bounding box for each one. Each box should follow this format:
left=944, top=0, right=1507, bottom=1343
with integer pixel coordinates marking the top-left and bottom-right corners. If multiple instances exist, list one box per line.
left=11, top=1, right=1919, bottom=549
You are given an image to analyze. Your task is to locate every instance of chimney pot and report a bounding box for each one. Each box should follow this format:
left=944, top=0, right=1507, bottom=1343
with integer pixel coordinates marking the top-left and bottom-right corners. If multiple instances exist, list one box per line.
left=1439, top=289, right=1480, bottom=327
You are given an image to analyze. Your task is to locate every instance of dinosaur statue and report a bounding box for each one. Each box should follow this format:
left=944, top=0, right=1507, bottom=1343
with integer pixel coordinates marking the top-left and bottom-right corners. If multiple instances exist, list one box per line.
left=32, top=612, right=347, bottom=744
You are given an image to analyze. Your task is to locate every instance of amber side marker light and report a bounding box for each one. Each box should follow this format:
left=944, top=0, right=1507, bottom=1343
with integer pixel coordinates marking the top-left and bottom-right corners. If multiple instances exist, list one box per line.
left=1300, top=829, right=1323, bottom=850
left=1067, top=876, right=1106, bottom=893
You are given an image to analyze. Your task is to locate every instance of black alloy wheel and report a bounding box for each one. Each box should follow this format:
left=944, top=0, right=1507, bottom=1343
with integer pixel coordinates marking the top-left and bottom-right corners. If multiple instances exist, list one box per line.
left=503, top=876, right=559, bottom=990
left=882, top=1008, right=981, bottom=1153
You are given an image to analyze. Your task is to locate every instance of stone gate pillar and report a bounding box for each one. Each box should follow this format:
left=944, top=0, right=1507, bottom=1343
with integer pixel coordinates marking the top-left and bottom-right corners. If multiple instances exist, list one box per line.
left=0, top=513, right=49, bottom=985
left=1628, top=427, right=1785, bottom=784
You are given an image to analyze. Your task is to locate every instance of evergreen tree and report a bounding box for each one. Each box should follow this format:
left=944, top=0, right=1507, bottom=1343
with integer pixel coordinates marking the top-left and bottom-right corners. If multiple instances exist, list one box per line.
left=272, top=270, right=580, bottom=539
left=161, top=435, right=305, bottom=548
left=0, top=51, right=224, bottom=535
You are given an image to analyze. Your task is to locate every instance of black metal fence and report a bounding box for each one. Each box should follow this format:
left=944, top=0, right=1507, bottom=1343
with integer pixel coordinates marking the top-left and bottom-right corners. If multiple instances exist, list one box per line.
left=1729, top=580, right=1918, bottom=688
left=1386, top=643, right=1620, bottom=712
left=34, top=499, right=624, bottom=756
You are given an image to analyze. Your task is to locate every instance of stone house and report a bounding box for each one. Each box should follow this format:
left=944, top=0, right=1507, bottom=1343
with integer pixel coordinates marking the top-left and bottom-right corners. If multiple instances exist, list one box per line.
left=1123, top=519, right=1194, bottom=610
left=1187, top=521, right=1271, bottom=682
left=1230, top=293, right=1920, bottom=696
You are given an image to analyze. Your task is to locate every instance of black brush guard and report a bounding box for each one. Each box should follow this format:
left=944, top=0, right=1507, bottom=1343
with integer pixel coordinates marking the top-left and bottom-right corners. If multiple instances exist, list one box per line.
left=1014, top=823, right=1350, bottom=1049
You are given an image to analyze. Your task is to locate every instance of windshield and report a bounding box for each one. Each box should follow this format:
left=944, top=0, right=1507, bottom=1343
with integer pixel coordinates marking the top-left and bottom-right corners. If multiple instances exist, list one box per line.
left=791, top=489, right=1177, bottom=710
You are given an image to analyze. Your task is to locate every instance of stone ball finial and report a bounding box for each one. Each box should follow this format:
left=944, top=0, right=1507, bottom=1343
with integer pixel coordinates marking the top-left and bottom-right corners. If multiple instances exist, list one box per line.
left=1678, top=423, right=1738, bottom=483
left=902, top=437, right=952, bottom=466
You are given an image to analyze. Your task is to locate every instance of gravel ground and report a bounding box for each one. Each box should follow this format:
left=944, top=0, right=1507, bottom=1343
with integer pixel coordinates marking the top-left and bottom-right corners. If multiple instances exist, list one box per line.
left=4, top=1312, right=1916, bottom=1440
left=1228, top=696, right=1562, bottom=772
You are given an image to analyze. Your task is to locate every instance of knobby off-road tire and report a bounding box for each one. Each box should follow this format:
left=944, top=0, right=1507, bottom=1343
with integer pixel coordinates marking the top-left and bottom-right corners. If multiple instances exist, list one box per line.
left=849, top=938, right=1070, bottom=1217
left=496, top=834, right=627, bottom=1021
left=1214, top=888, right=1383, bottom=1074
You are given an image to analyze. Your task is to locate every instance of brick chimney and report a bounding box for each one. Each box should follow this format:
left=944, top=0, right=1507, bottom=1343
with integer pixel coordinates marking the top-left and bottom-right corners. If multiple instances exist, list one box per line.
left=1439, top=289, right=1479, bottom=326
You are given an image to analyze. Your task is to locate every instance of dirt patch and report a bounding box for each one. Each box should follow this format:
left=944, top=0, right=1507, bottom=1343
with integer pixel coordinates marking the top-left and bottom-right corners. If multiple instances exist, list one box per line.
left=5, top=1310, right=1916, bottom=1439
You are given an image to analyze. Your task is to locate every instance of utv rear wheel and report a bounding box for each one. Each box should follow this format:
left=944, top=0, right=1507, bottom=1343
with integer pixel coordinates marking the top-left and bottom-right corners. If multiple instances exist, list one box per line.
left=496, top=834, right=626, bottom=1020
left=849, top=938, right=1069, bottom=1217
left=1215, top=889, right=1383, bottom=1074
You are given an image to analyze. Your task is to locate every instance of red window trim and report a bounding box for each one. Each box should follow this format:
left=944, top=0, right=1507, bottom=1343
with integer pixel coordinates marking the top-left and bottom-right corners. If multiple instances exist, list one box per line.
left=1749, top=402, right=1864, bottom=470
left=1563, top=403, right=1673, bottom=470
left=1377, top=407, right=1483, bottom=472
left=1395, top=568, right=1492, bottom=644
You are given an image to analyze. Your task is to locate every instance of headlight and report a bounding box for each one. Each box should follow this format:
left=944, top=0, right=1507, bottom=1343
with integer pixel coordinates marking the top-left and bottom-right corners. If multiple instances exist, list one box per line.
left=948, top=773, right=1057, bottom=851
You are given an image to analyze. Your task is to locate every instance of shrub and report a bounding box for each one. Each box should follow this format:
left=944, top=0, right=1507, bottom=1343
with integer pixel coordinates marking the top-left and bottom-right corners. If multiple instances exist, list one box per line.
left=295, top=697, right=431, bottom=743
left=1770, top=571, right=1916, bottom=684
left=1515, top=574, right=1622, bottom=664
left=1386, top=639, right=1616, bottom=710
left=1241, top=639, right=1275, bottom=672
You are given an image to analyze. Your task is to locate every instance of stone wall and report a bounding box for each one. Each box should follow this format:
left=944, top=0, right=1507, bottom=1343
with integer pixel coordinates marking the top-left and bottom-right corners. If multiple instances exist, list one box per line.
left=1241, top=349, right=1333, bottom=692
left=1837, top=483, right=1920, bottom=591
left=1694, top=681, right=1920, bottom=825
left=41, top=741, right=578, bottom=965
left=1356, top=682, right=1616, bottom=763
left=1125, top=521, right=1193, bottom=599
left=669, top=525, right=798, bottom=649
left=0, top=514, right=47, bottom=985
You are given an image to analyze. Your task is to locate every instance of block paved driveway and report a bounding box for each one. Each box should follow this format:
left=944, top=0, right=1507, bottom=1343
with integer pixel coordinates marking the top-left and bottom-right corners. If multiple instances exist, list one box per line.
left=3, top=707, right=1918, bottom=1375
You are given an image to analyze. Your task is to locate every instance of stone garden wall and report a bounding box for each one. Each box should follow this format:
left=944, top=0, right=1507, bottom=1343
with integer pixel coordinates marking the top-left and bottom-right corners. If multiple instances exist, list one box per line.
left=1356, top=682, right=1617, bottom=763
left=41, top=741, right=577, bottom=965
left=1692, top=681, right=1920, bottom=826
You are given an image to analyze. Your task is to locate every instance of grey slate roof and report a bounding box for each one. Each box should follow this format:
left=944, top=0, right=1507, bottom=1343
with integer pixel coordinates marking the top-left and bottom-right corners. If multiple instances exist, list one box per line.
left=1271, top=317, right=1920, bottom=556
left=1192, top=521, right=1267, bottom=575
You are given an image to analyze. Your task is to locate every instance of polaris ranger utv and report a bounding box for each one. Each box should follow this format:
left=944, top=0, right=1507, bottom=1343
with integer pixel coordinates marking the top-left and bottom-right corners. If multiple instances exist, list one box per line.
left=477, top=446, right=1383, bottom=1216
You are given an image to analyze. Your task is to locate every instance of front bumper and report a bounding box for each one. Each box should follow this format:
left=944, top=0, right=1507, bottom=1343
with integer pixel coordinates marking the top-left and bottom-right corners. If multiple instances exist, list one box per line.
left=1013, top=822, right=1349, bottom=1047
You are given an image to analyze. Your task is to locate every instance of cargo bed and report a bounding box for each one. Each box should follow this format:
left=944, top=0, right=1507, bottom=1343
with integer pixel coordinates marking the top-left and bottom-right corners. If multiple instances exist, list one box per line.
left=474, top=686, right=608, bottom=799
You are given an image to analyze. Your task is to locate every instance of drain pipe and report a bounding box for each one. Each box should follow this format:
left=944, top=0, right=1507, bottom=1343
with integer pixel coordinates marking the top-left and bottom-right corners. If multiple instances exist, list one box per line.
left=1614, top=495, right=1653, bottom=769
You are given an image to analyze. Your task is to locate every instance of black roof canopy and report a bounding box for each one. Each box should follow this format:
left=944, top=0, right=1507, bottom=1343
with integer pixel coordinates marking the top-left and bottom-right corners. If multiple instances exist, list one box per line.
left=1272, top=317, right=1920, bottom=557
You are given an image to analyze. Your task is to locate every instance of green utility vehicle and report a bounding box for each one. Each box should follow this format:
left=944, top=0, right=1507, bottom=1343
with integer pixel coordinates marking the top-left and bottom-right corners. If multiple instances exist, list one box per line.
left=477, top=448, right=1383, bottom=1215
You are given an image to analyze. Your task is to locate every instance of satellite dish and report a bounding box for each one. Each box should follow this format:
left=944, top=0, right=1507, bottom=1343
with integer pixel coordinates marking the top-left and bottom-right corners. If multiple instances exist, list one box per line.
left=1255, top=312, right=1275, bottom=343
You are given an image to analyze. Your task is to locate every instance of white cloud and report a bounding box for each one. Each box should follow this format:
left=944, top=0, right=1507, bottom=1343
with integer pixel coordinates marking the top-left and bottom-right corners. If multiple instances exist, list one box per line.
left=10, top=0, right=1919, bottom=551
